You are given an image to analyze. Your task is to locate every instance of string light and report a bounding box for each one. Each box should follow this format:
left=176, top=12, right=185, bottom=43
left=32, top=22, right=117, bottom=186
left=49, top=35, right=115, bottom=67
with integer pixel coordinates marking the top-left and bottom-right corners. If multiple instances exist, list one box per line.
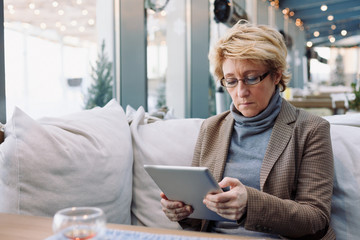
left=295, top=18, right=303, bottom=27
left=29, top=3, right=35, bottom=10
left=8, top=4, right=15, bottom=14
left=320, top=5, right=328, bottom=11
left=282, top=8, right=290, bottom=15
left=268, top=0, right=279, bottom=8
left=88, top=19, right=95, bottom=26
left=3, top=0, right=98, bottom=44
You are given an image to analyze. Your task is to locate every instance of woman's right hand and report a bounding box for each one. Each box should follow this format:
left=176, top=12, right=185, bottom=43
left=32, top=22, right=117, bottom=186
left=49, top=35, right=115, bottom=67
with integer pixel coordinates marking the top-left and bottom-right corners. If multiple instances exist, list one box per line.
left=160, top=192, right=193, bottom=222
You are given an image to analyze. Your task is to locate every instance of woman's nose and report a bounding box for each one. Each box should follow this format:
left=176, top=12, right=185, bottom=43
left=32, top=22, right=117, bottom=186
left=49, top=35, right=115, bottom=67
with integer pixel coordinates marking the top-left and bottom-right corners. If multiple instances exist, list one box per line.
left=236, top=81, right=249, bottom=97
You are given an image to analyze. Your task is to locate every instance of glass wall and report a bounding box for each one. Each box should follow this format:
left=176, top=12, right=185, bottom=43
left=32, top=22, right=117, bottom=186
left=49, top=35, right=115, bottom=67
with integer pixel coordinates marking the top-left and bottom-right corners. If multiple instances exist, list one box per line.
left=3, top=0, right=114, bottom=120
left=309, top=47, right=360, bottom=89
left=146, top=0, right=188, bottom=118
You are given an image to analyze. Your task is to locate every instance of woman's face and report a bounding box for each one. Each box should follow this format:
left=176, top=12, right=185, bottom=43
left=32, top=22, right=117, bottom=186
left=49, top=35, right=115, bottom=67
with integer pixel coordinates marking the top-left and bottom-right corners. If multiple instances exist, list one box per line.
left=222, top=59, right=280, bottom=117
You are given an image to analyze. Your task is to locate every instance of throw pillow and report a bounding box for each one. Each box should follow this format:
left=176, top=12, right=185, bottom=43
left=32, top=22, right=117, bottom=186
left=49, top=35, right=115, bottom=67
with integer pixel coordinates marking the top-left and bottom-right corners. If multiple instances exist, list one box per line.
left=0, top=99, right=133, bottom=224
left=130, top=106, right=203, bottom=229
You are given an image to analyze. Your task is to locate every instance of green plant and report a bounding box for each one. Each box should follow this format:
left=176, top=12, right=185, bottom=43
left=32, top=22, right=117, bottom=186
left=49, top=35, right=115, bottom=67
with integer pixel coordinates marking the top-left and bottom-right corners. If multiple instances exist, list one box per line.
left=349, top=82, right=360, bottom=111
left=84, top=40, right=113, bottom=109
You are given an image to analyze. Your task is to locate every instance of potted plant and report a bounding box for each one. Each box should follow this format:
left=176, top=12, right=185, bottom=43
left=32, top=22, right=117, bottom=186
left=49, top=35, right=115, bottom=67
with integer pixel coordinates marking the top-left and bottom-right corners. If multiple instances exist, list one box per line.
left=348, top=82, right=360, bottom=112
left=84, top=40, right=113, bottom=109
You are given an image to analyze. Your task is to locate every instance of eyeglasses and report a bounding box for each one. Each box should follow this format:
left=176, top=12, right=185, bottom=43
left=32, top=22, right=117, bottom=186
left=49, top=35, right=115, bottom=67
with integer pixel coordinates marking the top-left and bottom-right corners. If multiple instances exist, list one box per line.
left=220, top=71, right=270, bottom=88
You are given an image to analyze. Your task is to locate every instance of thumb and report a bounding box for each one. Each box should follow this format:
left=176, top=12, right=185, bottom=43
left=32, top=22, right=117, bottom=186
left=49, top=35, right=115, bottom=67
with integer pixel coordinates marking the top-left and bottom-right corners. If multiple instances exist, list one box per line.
left=218, top=177, right=240, bottom=189
left=160, top=192, right=168, bottom=200
left=218, top=177, right=231, bottom=188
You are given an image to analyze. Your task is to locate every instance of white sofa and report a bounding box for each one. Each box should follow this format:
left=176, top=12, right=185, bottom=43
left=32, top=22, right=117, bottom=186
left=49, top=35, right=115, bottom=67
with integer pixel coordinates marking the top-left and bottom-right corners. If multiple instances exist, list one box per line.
left=0, top=99, right=359, bottom=239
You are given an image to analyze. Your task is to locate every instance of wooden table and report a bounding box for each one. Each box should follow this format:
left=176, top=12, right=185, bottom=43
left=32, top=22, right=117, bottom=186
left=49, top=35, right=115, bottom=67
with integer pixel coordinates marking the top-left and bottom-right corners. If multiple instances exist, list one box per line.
left=0, top=213, right=267, bottom=240
left=288, top=98, right=347, bottom=114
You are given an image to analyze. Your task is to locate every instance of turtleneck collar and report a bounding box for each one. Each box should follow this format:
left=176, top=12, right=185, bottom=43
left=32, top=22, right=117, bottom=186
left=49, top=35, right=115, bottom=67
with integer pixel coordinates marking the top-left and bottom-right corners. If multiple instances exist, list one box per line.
left=230, top=87, right=282, bottom=132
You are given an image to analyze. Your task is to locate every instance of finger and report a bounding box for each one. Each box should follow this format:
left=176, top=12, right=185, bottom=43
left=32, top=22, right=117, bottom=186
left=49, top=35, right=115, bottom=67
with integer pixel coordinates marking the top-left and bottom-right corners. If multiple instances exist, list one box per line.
left=218, top=177, right=231, bottom=188
left=203, top=196, right=231, bottom=209
left=204, top=203, right=246, bottom=220
left=205, top=191, right=232, bottom=204
left=204, top=200, right=244, bottom=213
left=160, top=198, right=184, bottom=209
left=162, top=205, right=193, bottom=222
left=163, top=210, right=191, bottom=222
left=160, top=192, right=168, bottom=200
left=163, top=205, right=192, bottom=215
left=218, top=177, right=241, bottom=189
left=215, top=211, right=245, bottom=221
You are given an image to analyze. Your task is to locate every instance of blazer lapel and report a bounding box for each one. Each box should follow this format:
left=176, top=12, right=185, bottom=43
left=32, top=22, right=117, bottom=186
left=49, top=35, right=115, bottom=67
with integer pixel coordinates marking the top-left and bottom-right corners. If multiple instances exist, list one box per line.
left=260, top=100, right=297, bottom=191
left=213, top=113, right=234, bottom=182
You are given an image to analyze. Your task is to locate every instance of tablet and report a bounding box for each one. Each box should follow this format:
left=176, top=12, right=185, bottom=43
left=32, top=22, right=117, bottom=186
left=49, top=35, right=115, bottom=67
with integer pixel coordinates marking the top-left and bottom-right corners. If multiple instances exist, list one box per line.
left=144, top=164, right=230, bottom=221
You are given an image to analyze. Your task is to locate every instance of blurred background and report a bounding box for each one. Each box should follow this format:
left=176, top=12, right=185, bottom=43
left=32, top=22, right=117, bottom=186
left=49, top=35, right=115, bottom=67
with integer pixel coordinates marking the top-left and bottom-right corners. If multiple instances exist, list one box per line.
left=0, top=0, right=359, bottom=122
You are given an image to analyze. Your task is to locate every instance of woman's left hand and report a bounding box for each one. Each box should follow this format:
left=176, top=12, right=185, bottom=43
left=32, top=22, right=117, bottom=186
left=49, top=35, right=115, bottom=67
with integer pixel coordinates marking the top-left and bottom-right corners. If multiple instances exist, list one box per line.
left=203, top=177, right=248, bottom=221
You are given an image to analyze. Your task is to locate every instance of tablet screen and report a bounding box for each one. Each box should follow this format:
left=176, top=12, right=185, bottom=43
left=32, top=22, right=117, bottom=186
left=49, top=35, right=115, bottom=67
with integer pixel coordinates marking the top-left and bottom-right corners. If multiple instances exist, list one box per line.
left=144, top=165, right=231, bottom=221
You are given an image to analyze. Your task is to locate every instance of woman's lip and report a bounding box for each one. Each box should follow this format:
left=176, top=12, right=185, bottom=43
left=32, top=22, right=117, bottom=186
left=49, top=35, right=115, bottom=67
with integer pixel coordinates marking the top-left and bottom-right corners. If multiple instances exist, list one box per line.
left=240, top=102, right=253, bottom=106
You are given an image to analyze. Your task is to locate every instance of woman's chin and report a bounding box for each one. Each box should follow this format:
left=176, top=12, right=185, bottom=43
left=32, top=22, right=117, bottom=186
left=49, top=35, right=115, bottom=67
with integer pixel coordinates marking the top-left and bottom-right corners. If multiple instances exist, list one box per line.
left=236, top=107, right=259, bottom=118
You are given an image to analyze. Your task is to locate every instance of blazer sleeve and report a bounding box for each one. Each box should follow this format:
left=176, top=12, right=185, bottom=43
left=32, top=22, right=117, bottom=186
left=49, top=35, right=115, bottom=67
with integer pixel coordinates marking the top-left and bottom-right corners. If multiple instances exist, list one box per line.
left=178, top=121, right=207, bottom=231
left=244, top=118, right=334, bottom=239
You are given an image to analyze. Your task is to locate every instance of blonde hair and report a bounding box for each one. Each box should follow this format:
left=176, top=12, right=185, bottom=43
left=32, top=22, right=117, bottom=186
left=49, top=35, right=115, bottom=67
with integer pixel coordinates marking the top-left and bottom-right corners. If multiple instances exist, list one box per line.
left=209, top=20, right=291, bottom=91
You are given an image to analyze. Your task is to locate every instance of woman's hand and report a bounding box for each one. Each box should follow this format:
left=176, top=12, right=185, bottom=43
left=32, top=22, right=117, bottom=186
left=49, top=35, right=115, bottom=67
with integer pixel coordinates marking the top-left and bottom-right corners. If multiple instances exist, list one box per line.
left=160, top=192, right=193, bottom=222
left=203, top=177, right=248, bottom=221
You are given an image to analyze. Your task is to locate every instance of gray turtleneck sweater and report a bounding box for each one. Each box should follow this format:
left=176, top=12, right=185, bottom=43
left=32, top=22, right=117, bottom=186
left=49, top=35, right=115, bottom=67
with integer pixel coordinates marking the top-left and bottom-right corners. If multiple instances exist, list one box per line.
left=211, top=87, right=282, bottom=238
left=224, top=87, right=282, bottom=190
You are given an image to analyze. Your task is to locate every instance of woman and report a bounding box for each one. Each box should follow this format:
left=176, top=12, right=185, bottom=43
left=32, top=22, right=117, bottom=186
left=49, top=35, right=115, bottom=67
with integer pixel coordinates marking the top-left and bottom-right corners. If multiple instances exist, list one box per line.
left=160, top=21, right=334, bottom=239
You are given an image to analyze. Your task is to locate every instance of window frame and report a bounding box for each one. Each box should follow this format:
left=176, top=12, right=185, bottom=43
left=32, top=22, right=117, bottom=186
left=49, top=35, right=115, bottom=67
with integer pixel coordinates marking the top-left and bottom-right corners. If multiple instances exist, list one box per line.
left=0, top=0, right=6, bottom=123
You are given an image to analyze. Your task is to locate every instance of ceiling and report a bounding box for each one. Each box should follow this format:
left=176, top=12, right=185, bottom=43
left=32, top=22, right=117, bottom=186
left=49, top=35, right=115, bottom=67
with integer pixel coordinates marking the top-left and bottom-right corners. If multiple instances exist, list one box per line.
left=3, top=0, right=97, bottom=43
left=278, top=0, right=360, bottom=47
left=3, top=0, right=360, bottom=48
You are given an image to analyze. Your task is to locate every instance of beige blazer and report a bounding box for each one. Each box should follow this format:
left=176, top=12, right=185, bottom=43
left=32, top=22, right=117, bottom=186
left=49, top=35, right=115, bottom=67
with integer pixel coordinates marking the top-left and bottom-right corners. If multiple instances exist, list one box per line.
left=184, top=100, right=335, bottom=240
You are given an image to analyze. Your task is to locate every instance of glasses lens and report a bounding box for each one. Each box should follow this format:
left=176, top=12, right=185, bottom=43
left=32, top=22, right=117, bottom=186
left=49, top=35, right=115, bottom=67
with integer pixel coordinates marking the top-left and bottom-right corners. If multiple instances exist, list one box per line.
left=224, top=78, right=238, bottom=87
left=245, top=76, right=260, bottom=85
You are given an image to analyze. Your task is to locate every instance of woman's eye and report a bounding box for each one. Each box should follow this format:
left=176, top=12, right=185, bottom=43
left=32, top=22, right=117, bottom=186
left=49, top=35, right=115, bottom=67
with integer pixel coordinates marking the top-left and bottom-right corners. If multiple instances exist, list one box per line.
left=226, top=78, right=237, bottom=85
left=246, top=76, right=257, bottom=81
left=246, top=76, right=258, bottom=83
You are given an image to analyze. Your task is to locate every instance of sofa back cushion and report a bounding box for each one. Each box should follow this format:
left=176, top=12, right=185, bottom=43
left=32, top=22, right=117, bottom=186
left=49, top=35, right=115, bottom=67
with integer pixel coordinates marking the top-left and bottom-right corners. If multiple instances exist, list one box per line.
left=324, top=113, right=360, bottom=240
left=129, top=109, right=360, bottom=239
left=0, top=99, right=133, bottom=224
left=129, top=106, right=203, bottom=229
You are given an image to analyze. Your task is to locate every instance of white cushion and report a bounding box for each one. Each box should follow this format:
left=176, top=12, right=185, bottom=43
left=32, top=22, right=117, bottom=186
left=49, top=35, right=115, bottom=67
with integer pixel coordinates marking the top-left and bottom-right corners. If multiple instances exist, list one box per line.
left=324, top=112, right=360, bottom=127
left=324, top=114, right=360, bottom=239
left=130, top=106, right=203, bottom=229
left=0, top=99, right=133, bottom=224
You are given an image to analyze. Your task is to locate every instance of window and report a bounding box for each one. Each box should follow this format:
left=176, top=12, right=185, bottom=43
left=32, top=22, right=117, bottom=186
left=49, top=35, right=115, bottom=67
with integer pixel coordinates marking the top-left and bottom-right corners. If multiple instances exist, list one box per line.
left=146, top=0, right=188, bottom=118
left=3, top=0, right=114, bottom=120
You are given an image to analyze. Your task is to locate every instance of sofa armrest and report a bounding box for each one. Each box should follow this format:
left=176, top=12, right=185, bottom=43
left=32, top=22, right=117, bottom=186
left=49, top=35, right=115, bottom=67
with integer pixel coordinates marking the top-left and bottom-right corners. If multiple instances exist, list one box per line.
left=0, top=122, right=4, bottom=143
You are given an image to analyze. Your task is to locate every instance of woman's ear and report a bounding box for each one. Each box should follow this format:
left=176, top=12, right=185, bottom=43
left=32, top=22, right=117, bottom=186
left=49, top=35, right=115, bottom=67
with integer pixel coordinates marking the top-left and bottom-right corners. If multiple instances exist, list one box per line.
left=273, top=71, right=282, bottom=85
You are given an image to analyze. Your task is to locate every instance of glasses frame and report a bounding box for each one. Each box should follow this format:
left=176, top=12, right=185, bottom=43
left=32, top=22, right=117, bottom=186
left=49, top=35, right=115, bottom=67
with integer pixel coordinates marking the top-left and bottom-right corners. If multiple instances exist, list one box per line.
left=220, top=71, right=271, bottom=88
